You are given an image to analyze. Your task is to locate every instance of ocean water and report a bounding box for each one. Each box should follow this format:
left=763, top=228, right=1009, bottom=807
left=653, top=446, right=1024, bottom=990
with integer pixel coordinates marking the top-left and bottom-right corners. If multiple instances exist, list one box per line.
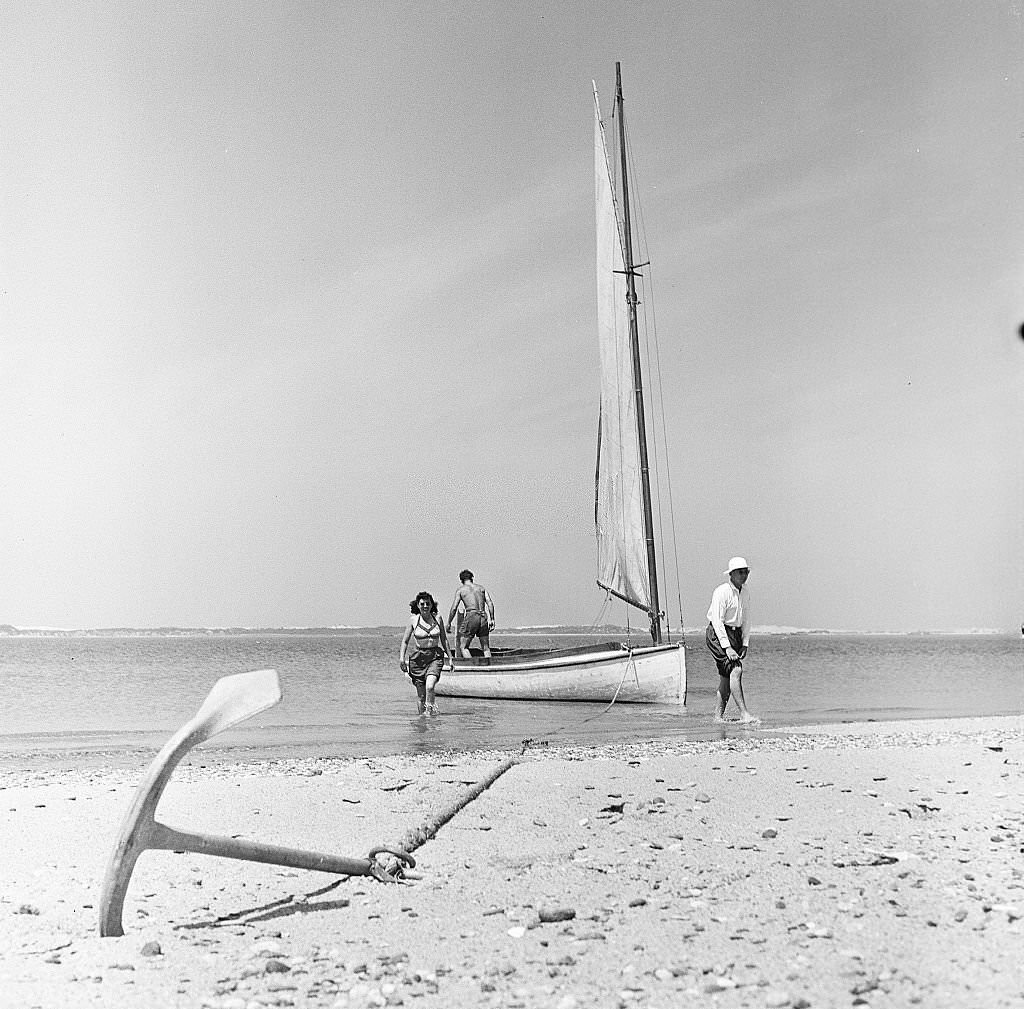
left=0, top=631, right=1020, bottom=764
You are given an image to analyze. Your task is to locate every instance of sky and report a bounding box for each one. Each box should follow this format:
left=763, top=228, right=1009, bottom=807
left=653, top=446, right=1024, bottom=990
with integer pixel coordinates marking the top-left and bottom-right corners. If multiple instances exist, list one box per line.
left=1, top=2, right=1021, bottom=633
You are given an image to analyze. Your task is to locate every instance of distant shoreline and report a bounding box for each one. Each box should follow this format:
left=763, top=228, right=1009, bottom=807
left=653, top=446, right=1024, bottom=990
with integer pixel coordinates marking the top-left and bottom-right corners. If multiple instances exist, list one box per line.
left=0, top=624, right=1011, bottom=638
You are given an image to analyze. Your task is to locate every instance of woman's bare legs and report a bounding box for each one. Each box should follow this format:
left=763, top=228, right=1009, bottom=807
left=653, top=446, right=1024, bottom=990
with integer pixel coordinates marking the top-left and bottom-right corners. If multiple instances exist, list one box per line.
left=425, top=674, right=439, bottom=716
left=412, top=678, right=427, bottom=715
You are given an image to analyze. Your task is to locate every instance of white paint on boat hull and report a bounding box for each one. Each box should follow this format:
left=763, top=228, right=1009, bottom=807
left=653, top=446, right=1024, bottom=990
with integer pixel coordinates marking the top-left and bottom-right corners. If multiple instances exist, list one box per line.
left=437, top=642, right=686, bottom=704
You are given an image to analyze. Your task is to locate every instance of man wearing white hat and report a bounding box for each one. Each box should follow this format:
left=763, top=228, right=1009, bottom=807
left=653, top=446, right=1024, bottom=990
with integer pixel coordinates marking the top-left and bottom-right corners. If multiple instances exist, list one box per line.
left=706, top=557, right=759, bottom=723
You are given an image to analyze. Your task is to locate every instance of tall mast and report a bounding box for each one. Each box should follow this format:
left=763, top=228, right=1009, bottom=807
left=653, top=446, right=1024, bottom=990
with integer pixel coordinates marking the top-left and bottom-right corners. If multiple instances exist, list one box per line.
left=614, top=62, right=662, bottom=645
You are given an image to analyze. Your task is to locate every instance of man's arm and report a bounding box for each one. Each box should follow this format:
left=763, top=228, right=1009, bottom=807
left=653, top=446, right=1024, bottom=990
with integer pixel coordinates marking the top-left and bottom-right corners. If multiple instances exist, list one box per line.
left=446, top=591, right=461, bottom=629
left=485, top=589, right=495, bottom=627
left=708, top=586, right=731, bottom=649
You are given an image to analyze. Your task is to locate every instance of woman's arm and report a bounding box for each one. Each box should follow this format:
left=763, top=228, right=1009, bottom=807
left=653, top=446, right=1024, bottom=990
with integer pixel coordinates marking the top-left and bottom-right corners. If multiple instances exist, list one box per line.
left=437, top=620, right=453, bottom=665
left=399, top=621, right=413, bottom=670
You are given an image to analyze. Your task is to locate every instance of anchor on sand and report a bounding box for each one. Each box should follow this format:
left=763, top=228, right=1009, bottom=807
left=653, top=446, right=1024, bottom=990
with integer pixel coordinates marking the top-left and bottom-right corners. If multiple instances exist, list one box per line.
left=98, top=668, right=413, bottom=937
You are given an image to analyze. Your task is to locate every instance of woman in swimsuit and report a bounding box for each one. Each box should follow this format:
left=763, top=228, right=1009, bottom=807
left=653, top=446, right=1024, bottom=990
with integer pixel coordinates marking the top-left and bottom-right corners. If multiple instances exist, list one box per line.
left=399, top=591, right=453, bottom=716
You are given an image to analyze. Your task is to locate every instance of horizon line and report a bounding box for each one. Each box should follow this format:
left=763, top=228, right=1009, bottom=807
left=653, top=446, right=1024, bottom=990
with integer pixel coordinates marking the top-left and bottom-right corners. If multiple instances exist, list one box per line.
left=0, top=623, right=1013, bottom=637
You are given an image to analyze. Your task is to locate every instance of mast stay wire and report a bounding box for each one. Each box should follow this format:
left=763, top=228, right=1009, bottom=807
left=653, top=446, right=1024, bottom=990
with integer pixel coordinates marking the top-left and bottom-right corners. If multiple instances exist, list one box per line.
left=619, top=112, right=686, bottom=640
left=518, top=648, right=639, bottom=755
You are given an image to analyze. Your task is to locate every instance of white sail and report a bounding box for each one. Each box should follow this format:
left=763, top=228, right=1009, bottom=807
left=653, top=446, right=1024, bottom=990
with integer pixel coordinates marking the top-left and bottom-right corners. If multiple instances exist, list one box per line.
left=438, top=70, right=686, bottom=705
left=593, top=89, right=651, bottom=613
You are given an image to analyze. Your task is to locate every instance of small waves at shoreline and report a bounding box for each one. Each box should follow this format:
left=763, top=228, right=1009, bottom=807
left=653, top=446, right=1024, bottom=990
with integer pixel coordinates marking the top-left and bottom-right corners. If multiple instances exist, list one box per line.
left=0, top=632, right=1019, bottom=765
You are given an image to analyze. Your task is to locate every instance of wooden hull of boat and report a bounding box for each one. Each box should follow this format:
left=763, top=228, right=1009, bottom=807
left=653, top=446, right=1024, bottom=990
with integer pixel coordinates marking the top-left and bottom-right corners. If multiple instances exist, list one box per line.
left=437, top=641, right=686, bottom=704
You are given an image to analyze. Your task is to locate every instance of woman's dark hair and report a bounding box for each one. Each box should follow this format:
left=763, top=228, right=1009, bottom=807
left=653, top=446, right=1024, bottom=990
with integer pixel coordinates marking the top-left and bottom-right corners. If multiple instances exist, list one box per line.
left=409, top=591, right=438, bottom=615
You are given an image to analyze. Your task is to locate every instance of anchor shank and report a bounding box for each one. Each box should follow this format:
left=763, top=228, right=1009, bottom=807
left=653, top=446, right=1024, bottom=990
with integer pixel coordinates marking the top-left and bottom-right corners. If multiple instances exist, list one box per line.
left=151, top=821, right=376, bottom=877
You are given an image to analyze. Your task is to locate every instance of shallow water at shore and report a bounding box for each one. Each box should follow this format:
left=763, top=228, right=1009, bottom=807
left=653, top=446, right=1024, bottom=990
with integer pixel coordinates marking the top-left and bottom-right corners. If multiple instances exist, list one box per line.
left=1, top=630, right=1019, bottom=763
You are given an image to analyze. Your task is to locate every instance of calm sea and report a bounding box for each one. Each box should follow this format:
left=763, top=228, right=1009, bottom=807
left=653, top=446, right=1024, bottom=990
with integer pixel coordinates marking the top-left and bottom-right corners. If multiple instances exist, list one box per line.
left=0, top=631, right=1020, bottom=764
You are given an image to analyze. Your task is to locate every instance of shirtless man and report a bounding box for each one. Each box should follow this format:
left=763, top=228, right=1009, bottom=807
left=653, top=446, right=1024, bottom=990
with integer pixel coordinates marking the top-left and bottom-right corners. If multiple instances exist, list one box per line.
left=446, top=569, right=495, bottom=658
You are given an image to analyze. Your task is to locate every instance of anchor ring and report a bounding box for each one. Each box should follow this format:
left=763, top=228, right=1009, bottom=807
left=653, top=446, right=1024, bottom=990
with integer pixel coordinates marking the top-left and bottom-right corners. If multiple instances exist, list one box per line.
left=367, top=846, right=416, bottom=869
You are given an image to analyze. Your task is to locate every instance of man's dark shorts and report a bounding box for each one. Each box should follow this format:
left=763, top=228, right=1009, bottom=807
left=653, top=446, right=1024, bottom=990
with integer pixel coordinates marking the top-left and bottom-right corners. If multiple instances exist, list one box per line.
left=705, top=623, right=744, bottom=676
left=461, top=610, right=489, bottom=643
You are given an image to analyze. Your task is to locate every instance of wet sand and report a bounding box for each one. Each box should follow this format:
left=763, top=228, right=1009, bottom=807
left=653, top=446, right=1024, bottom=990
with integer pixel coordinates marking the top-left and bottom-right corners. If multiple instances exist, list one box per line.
left=1, top=716, right=1021, bottom=1008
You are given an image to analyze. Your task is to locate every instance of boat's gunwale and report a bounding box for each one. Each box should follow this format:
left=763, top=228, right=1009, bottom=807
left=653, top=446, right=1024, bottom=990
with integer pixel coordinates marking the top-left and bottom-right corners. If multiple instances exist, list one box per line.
left=453, top=639, right=628, bottom=668
left=451, top=640, right=681, bottom=673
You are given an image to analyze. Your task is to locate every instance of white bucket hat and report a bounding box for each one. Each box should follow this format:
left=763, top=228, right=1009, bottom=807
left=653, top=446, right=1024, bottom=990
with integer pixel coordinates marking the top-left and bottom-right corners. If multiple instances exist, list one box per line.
left=725, top=556, right=750, bottom=574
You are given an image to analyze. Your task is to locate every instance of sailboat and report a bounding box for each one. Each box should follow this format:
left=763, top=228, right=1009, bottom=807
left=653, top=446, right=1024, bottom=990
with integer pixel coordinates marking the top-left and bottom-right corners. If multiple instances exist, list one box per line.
left=437, top=65, right=686, bottom=705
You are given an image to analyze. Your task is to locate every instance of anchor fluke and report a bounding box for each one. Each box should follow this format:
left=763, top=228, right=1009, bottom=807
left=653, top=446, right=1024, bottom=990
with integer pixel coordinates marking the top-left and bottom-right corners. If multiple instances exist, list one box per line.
left=98, top=669, right=402, bottom=937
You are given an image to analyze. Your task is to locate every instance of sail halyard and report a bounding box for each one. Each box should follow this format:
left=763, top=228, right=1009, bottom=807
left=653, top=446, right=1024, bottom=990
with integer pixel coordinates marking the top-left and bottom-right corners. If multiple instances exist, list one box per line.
left=614, top=63, right=662, bottom=645
left=593, top=67, right=662, bottom=643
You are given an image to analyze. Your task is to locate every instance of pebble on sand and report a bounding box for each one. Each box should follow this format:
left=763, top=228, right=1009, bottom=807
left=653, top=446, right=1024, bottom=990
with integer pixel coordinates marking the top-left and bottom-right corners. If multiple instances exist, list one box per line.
left=539, top=907, right=576, bottom=923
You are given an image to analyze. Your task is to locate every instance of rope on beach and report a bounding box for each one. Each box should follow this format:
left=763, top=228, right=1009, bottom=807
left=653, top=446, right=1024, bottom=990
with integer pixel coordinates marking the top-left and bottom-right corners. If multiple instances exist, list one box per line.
left=519, top=649, right=639, bottom=754
left=376, top=755, right=519, bottom=879
left=373, top=651, right=641, bottom=881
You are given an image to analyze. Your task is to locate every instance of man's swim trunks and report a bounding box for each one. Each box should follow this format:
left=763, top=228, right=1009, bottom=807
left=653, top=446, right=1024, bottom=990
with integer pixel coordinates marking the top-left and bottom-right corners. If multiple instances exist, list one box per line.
left=705, top=623, right=744, bottom=676
left=460, top=609, right=489, bottom=641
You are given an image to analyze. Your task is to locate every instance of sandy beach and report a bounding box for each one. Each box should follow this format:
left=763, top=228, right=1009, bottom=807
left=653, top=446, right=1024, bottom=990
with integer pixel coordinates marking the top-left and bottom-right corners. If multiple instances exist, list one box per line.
left=1, top=715, right=1021, bottom=1009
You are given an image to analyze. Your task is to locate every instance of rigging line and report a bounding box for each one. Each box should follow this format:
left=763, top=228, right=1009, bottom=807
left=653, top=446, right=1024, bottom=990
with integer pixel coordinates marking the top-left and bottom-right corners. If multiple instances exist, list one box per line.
left=632, top=222, right=686, bottom=635
left=624, top=116, right=684, bottom=636
left=638, top=258, right=686, bottom=637
left=632, top=267, right=670, bottom=636
left=638, top=272, right=676, bottom=639
left=621, top=117, right=668, bottom=606
left=653, top=317, right=686, bottom=633
left=632, top=267, right=667, bottom=639
left=519, top=649, right=638, bottom=754
left=646, top=288, right=673, bottom=642
left=588, top=590, right=611, bottom=633
left=582, top=650, right=636, bottom=717
left=621, top=114, right=683, bottom=639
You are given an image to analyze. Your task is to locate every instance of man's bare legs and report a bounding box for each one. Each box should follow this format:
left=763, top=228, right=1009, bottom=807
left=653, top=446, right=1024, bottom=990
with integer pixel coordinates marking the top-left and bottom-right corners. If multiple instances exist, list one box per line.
left=458, top=635, right=491, bottom=659
left=714, top=673, right=731, bottom=721
left=729, top=665, right=759, bottom=722
left=715, top=665, right=759, bottom=723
